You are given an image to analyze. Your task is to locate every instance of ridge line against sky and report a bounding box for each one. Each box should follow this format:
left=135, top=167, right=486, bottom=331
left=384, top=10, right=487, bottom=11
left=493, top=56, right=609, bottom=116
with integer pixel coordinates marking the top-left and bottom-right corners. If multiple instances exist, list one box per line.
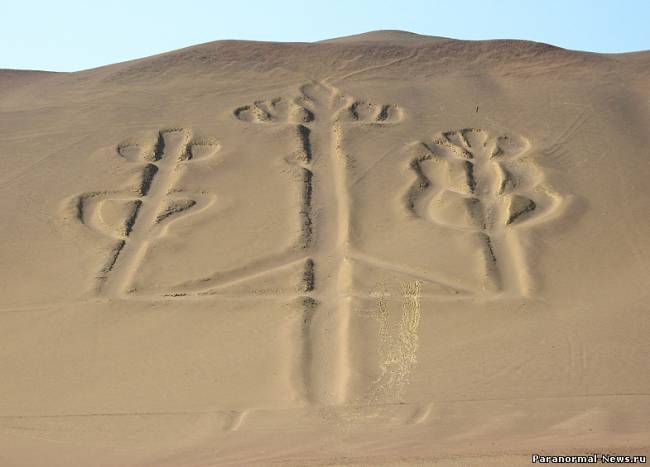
left=1, top=0, right=649, bottom=72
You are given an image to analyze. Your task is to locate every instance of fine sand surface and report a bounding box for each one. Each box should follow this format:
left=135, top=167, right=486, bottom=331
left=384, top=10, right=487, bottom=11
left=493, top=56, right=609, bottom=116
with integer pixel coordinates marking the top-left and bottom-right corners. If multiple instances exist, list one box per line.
left=1, top=30, right=649, bottom=465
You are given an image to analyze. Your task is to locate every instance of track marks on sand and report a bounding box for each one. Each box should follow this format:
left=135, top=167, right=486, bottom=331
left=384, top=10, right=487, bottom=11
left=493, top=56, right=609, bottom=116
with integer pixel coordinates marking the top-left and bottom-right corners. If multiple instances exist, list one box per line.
left=369, top=280, right=423, bottom=402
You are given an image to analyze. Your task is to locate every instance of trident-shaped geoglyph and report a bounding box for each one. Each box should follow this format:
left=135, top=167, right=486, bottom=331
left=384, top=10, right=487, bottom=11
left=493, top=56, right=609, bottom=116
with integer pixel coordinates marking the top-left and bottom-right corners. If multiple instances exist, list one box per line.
left=159, top=81, right=403, bottom=405
left=60, top=88, right=568, bottom=412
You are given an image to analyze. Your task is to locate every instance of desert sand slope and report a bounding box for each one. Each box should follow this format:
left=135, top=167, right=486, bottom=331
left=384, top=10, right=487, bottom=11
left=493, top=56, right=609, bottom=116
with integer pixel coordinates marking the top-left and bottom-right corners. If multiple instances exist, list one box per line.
left=0, top=30, right=649, bottom=466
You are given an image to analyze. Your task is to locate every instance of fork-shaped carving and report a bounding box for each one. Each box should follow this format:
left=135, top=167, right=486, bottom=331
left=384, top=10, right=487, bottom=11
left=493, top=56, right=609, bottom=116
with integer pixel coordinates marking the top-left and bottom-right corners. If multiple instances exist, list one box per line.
left=404, top=128, right=564, bottom=295
left=75, top=128, right=220, bottom=296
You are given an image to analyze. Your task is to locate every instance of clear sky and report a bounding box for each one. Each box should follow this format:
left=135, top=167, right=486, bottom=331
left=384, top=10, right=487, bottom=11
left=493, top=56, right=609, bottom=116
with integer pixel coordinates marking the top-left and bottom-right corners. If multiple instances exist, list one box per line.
left=2, top=0, right=649, bottom=72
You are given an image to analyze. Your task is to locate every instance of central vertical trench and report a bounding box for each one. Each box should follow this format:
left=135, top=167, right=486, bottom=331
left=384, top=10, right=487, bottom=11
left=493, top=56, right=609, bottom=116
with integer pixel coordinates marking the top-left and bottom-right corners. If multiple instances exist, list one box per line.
left=329, top=120, right=352, bottom=405
left=305, top=104, right=352, bottom=405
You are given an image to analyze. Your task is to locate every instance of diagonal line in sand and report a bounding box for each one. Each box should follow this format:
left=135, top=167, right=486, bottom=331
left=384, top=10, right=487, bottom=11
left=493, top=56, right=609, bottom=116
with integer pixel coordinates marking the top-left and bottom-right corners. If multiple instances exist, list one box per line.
left=350, top=251, right=474, bottom=296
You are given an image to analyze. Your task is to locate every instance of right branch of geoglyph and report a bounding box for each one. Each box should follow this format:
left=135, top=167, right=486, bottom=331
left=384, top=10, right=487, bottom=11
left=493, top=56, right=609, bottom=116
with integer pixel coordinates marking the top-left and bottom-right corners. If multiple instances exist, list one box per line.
left=405, top=128, right=563, bottom=295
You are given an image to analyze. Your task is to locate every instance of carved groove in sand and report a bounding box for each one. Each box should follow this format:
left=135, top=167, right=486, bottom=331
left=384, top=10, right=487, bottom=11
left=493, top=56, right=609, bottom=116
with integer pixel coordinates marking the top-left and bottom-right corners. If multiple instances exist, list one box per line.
left=165, top=85, right=405, bottom=306
left=69, top=128, right=219, bottom=296
left=158, top=82, right=404, bottom=406
left=404, top=128, right=564, bottom=295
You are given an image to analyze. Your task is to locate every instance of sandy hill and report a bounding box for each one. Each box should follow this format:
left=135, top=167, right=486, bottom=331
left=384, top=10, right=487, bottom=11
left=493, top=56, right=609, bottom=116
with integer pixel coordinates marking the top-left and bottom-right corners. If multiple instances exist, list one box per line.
left=0, top=30, right=649, bottom=466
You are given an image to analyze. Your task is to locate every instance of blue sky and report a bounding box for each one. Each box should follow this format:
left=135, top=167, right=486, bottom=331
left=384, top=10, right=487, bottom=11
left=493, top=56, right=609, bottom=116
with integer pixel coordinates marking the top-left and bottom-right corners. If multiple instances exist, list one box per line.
left=2, top=0, right=649, bottom=72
